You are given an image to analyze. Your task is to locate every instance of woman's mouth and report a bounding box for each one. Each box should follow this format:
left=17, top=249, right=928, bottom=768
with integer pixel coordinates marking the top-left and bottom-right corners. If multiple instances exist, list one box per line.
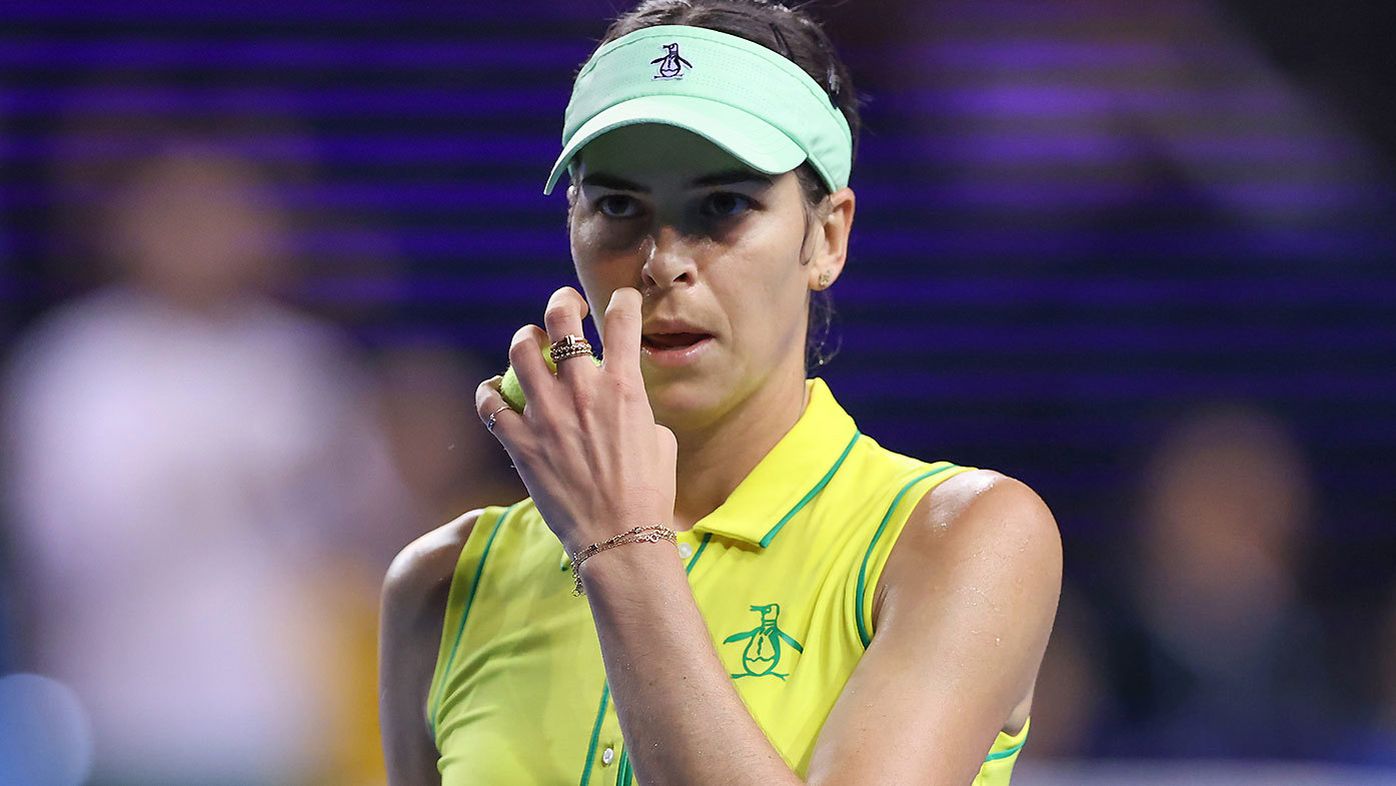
left=641, top=333, right=713, bottom=367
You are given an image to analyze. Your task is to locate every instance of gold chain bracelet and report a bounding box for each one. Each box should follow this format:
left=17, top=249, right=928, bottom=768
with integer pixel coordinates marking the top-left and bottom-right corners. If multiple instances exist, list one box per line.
left=570, top=524, right=677, bottom=596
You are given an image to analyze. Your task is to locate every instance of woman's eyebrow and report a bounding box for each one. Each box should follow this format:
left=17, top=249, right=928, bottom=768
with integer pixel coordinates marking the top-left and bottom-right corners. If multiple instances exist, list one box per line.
left=579, top=170, right=773, bottom=192
left=689, top=170, right=773, bottom=189
left=580, top=173, right=645, bottom=191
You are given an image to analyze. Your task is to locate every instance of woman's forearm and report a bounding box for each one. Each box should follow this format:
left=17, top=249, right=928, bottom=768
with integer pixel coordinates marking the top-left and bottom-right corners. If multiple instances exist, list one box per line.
left=580, top=540, right=802, bottom=786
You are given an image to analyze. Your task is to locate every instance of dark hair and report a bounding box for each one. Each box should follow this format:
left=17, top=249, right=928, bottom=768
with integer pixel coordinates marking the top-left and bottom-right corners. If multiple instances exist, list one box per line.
left=591, top=0, right=864, bottom=371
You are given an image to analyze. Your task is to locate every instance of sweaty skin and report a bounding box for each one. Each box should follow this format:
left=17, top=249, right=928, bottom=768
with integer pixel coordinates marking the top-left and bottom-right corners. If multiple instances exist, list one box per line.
left=379, top=124, right=1061, bottom=785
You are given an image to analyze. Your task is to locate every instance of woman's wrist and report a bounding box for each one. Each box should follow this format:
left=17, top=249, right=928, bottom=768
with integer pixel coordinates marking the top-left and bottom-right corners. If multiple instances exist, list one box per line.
left=569, top=524, right=678, bottom=595
left=574, top=531, right=686, bottom=595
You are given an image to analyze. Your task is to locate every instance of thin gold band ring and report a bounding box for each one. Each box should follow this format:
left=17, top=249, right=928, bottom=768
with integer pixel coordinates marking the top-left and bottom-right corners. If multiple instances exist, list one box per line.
left=485, top=403, right=511, bottom=430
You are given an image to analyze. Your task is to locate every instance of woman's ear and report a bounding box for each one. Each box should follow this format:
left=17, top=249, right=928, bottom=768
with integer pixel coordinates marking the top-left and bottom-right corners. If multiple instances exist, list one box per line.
left=807, top=187, right=855, bottom=290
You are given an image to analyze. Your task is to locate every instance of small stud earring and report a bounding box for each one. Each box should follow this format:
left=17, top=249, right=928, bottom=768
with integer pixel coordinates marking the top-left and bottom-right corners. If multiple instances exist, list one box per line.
left=818, top=271, right=831, bottom=289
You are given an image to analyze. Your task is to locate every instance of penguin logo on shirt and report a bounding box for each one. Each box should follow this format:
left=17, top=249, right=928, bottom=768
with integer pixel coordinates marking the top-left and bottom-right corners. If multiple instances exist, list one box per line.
left=723, top=603, right=804, bottom=680
left=651, top=43, right=692, bottom=79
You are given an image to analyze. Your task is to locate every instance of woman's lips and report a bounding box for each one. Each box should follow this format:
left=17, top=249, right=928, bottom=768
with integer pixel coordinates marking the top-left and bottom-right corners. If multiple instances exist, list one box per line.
left=643, top=332, right=707, bottom=349
left=640, top=333, right=713, bottom=367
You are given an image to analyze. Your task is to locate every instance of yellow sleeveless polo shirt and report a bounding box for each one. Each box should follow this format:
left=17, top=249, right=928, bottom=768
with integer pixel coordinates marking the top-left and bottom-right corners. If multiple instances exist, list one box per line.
left=428, top=378, right=1029, bottom=785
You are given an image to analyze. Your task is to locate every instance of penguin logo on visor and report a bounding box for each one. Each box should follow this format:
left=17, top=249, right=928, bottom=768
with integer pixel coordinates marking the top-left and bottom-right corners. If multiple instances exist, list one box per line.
left=651, top=43, right=693, bottom=79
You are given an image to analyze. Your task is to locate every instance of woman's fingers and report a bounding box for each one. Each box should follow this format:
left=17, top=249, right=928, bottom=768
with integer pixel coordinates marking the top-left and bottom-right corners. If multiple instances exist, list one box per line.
left=507, top=324, right=555, bottom=408
left=601, top=287, right=643, bottom=375
left=542, top=286, right=599, bottom=385
left=475, top=375, right=522, bottom=442
left=654, top=423, right=678, bottom=469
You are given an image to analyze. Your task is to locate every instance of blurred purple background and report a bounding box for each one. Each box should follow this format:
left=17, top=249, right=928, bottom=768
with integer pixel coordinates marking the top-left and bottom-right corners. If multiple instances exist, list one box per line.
left=1, top=1, right=1394, bottom=783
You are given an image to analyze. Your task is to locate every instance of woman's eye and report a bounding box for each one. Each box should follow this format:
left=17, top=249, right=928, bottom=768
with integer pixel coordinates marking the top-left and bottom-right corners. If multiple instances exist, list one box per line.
left=703, top=192, right=753, bottom=218
left=596, top=195, right=639, bottom=218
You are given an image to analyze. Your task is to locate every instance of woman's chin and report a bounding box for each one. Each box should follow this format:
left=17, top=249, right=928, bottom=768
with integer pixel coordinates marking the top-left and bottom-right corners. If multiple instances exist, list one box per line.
left=643, top=377, right=727, bottom=431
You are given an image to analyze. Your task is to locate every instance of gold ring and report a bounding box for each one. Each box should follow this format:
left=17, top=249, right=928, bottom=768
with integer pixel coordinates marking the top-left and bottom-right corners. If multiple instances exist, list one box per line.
left=485, top=404, right=511, bottom=431
left=549, top=334, right=594, bottom=364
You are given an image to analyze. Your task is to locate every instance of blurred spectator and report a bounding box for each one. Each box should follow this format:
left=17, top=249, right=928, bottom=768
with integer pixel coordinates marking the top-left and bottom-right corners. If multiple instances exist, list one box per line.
left=2, top=139, right=401, bottom=785
left=1103, top=403, right=1334, bottom=759
left=0, top=277, right=12, bottom=677
left=1345, top=584, right=1396, bottom=767
left=0, top=104, right=16, bottom=679
left=1380, top=589, right=1396, bottom=763
left=1027, top=583, right=1112, bottom=758
left=374, top=343, right=525, bottom=531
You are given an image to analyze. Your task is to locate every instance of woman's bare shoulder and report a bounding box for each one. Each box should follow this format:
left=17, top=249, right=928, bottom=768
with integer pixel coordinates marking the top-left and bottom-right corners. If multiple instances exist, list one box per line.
left=922, top=469, right=1056, bottom=536
left=381, top=509, right=484, bottom=632
left=379, top=510, right=484, bottom=784
left=877, top=469, right=1061, bottom=631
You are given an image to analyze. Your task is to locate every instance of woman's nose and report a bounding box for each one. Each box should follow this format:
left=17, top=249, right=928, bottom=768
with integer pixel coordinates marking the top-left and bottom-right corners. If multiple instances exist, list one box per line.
left=640, top=227, right=696, bottom=290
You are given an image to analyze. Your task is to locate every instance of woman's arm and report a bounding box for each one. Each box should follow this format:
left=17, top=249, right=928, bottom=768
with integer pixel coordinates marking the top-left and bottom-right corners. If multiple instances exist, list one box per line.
left=580, top=530, right=800, bottom=784
left=378, top=511, right=481, bottom=786
left=578, top=470, right=1060, bottom=786
left=806, top=470, right=1061, bottom=784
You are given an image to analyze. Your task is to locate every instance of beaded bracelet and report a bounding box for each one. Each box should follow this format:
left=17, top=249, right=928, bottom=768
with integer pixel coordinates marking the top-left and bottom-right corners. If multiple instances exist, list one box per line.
left=570, top=524, right=677, bottom=596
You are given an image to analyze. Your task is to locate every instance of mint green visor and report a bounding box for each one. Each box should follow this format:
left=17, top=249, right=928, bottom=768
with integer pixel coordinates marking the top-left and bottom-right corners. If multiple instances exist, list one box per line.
left=543, top=24, right=852, bottom=196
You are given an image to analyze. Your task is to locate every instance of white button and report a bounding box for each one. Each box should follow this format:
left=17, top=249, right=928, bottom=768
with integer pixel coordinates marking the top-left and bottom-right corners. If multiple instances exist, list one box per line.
left=678, top=542, right=694, bottom=559
left=601, top=746, right=615, bottom=766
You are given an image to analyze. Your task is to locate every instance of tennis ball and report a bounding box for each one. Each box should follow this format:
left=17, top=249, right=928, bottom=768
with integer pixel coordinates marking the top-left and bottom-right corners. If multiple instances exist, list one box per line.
left=499, top=348, right=602, bottom=412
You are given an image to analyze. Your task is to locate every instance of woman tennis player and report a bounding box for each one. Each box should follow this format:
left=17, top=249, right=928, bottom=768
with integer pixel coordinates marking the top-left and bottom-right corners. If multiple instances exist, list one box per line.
left=380, top=2, right=1062, bottom=784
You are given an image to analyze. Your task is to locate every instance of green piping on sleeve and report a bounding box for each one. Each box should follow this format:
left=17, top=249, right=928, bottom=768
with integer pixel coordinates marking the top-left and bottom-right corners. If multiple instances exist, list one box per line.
left=759, top=431, right=861, bottom=547
left=984, top=738, right=1026, bottom=762
left=427, top=502, right=515, bottom=738
left=854, top=464, right=958, bottom=648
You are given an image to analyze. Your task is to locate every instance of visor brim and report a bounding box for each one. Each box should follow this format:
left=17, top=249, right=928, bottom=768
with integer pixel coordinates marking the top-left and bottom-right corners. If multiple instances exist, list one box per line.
left=543, top=94, right=807, bottom=195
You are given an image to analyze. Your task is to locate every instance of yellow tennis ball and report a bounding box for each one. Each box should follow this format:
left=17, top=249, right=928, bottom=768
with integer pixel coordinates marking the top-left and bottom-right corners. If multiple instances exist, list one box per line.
left=499, top=348, right=601, bottom=412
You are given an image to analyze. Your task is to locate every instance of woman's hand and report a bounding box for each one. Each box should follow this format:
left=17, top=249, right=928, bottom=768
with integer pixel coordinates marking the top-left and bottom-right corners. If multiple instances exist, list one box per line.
left=475, top=286, right=677, bottom=554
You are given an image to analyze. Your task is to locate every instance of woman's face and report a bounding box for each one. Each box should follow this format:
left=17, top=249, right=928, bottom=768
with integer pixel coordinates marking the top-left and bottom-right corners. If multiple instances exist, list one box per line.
left=568, top=124, right=830, bottom=429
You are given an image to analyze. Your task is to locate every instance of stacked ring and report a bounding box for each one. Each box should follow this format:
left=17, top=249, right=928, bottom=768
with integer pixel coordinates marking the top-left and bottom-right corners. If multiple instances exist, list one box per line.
left=549, top=334, right=594, bottom=364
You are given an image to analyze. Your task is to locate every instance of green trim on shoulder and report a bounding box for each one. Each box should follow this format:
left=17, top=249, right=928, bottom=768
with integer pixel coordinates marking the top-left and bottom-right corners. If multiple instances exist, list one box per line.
left=758, top=431, right=861, bottom=548
left=427, top=502, right=516, bottom=738
left=855, top=464, right=958, bottom=648
left=578, top=684, right=611, bottom=786
left=984, top=738, right=1027, bottom=762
